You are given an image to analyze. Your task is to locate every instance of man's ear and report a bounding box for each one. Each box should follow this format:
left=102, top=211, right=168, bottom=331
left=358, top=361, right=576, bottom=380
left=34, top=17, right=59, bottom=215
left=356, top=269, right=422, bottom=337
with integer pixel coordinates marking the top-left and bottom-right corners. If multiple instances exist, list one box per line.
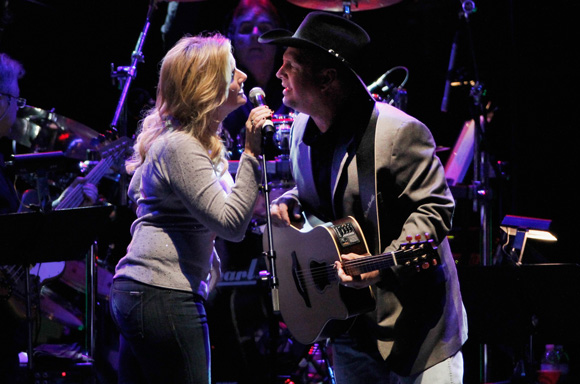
left=318, top=68, right=337, bottom=91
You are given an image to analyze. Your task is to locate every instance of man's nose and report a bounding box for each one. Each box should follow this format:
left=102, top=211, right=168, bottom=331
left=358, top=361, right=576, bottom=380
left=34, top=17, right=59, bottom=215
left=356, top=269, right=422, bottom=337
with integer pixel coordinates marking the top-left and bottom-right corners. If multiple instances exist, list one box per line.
left=276, top=67, right=284, bottom=79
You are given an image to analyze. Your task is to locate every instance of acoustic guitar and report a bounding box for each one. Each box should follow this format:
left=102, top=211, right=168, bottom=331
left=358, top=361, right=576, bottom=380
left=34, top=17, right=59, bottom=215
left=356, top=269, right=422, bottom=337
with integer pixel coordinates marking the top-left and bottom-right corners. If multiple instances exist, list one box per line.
left=266, top=214, right=439, bottom=345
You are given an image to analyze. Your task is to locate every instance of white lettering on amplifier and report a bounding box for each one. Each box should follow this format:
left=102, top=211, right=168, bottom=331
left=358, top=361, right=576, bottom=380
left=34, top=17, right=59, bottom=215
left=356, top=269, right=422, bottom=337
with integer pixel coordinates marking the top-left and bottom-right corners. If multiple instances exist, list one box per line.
left=218, top=258, right=259, bottom=287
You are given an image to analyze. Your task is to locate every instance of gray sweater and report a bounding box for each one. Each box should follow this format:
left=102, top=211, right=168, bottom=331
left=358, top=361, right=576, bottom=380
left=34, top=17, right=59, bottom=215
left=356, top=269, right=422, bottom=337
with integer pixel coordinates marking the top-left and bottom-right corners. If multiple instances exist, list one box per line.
left=114, top=130, right=261, bottom=299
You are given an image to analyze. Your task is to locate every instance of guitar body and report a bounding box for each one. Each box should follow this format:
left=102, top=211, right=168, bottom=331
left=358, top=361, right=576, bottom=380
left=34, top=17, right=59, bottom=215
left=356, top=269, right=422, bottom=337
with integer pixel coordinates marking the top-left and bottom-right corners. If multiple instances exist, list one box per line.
left=269, top=216, right=376, bottom=345
left=266, top=214, right=438, bottom=345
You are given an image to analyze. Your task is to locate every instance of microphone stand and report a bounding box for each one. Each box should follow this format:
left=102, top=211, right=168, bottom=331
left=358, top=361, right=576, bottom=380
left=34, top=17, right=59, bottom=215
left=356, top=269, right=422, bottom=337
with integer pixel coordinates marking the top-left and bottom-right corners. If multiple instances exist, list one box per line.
left=110, top=0, right=156, bottom=205
left=459, top=0, right=492, bottom=269
left=259, top=134, right=281, bottom=383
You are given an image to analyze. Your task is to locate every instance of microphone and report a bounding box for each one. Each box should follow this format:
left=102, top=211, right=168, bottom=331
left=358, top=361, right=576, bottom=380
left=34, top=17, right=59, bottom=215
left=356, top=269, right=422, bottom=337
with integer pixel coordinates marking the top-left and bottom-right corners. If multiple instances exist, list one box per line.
left=367, top=72, right=394, bottom=94
left=441, top=32, right=459, bottom=113
left=6, top=151, right=80, bottom=173
left=248, top=87, right=275, bottom=137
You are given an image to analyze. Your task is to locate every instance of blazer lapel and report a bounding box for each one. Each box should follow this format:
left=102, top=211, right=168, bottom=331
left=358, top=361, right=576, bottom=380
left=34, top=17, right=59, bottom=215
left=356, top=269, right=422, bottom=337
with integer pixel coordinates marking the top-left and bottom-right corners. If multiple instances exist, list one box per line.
left=291, top=114, right=320, bottom=210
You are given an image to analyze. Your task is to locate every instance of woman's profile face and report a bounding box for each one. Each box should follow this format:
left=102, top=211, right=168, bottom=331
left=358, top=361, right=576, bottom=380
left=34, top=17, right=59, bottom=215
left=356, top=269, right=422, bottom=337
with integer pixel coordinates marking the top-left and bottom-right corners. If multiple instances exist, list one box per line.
left=216, top=54, right=248, bottom=120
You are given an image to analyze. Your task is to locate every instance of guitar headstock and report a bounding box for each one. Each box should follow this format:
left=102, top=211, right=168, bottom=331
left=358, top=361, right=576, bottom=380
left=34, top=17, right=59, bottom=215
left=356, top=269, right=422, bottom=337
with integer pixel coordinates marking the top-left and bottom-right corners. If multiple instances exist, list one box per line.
left=97, top=136, right=133, bottom=158
left=398, top=234, right=440, bottom=273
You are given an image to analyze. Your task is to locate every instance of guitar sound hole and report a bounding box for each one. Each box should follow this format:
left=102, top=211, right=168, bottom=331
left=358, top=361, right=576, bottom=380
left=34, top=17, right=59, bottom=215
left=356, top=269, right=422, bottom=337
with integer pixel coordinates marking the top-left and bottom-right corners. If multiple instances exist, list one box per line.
left=310, top=260, right=334, bottom=292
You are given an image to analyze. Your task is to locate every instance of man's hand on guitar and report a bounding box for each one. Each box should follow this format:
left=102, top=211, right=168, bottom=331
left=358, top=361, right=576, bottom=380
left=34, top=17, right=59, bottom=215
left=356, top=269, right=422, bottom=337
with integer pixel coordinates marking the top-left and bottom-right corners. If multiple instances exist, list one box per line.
left=335, top=253, right=382, bottom=289
left=270, top=196, right=302, bottom=227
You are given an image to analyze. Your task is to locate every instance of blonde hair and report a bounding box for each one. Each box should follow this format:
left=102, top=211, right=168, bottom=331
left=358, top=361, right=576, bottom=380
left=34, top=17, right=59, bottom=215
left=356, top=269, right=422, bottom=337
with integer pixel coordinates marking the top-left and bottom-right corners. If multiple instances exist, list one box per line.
left=126, top=34, right=232, bottom=174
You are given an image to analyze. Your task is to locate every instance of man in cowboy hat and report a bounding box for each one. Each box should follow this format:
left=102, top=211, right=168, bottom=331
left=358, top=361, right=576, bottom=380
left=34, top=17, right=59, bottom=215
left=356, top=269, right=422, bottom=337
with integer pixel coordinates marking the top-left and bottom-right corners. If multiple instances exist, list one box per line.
left=260, top=11, right=468, bottom=383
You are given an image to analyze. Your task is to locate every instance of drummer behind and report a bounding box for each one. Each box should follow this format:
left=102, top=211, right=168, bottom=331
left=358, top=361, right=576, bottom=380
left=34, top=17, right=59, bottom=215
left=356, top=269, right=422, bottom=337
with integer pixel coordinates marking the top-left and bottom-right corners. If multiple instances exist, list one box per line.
left=221, top=0, right=293, bottom=160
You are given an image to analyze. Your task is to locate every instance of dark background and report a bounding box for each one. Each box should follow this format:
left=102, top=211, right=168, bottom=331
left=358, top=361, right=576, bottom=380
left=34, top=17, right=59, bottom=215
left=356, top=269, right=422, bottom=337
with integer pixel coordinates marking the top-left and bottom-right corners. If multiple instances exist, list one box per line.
left=1, top=0, right=579, bottom=382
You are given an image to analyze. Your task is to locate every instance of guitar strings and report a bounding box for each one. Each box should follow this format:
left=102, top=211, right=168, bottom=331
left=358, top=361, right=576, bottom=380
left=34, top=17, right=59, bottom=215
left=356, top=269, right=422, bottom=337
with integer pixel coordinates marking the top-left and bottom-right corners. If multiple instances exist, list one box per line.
left=56, top=155, right=115, bottom=210
left=56, top=140, right=130, bottom=209
left=291, top=248, right=429, bottom=289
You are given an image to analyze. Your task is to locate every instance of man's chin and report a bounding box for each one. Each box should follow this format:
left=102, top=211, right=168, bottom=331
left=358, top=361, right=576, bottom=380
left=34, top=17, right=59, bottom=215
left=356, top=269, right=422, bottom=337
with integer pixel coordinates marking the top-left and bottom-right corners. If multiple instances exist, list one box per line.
left=282, top=96, right=298, bottom=111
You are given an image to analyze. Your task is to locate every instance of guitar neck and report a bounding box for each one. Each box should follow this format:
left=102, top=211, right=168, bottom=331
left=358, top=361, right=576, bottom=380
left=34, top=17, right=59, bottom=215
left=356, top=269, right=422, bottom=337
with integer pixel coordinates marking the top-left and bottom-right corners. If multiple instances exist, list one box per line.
left=55, top=157, right=114, bottom=210
left=342, top=252, right=397, bottom=276
left=342, top=246, right=434, bottom=276
left=54, top=137, right=130, bottom=210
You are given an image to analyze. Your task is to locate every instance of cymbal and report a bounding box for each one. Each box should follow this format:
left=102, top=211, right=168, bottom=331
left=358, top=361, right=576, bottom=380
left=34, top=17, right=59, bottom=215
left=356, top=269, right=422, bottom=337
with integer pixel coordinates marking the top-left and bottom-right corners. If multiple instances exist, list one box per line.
left=10, top=106, right=100, bottom=160
left=286, top=0, right=402, bottom=12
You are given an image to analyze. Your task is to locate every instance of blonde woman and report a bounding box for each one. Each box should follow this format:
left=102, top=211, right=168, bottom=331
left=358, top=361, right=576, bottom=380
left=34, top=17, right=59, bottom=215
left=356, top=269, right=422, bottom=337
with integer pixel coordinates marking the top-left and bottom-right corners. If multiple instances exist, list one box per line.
left=110, top=34, right=270, bottom=384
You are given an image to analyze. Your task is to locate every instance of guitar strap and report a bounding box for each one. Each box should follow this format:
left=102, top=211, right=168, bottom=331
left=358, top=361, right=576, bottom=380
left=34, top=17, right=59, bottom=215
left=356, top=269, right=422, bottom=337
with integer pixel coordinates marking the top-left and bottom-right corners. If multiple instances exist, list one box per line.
left=356, top=105, right=381, bottom=255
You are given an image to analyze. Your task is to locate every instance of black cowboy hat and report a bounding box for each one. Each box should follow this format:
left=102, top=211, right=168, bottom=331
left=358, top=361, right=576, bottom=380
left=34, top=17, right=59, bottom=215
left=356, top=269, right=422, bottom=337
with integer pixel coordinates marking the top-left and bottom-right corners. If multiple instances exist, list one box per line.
left=258, top=11, right=372, bottom=97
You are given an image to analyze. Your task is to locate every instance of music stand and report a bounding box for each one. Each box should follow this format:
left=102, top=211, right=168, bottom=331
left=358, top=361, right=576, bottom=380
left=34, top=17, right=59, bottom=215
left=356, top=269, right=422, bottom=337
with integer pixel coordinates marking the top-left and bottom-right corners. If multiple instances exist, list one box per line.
left=0, top=204, right=114, bottom=372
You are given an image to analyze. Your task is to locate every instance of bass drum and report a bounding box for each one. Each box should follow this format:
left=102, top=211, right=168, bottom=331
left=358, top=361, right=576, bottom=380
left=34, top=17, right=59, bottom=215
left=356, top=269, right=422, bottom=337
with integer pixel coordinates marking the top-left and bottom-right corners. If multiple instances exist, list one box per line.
left=59, top=260, right=114, bottom=300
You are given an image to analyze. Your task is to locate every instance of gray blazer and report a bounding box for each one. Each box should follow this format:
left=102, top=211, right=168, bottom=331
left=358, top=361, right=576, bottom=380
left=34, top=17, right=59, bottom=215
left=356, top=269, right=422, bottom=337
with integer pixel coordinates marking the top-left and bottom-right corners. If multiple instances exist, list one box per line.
left=285, top=102, right=468, bottom=376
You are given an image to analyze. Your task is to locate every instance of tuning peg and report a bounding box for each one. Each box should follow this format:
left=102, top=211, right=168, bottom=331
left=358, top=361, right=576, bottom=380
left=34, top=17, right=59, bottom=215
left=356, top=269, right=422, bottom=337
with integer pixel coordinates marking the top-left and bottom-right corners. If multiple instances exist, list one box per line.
left=406, top=260, right=420, bottom=272
left=406, top=235, right=413, bottom=242
left=415, top=234, right=421, bottom=242
left=424, top=233, right=430, bottom=240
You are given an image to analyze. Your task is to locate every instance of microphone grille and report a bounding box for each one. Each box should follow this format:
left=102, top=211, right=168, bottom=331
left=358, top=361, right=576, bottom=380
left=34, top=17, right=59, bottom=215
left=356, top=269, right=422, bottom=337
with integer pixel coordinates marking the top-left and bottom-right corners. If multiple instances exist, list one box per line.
left=249, top=87, right=265, bottom=103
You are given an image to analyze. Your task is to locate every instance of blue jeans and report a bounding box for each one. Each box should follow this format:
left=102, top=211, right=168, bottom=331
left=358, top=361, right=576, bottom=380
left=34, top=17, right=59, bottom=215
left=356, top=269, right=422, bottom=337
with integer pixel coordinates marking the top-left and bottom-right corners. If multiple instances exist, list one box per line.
left=110, top=279, right=210, bottom=384
left=332, top=337, right=464, bottom=384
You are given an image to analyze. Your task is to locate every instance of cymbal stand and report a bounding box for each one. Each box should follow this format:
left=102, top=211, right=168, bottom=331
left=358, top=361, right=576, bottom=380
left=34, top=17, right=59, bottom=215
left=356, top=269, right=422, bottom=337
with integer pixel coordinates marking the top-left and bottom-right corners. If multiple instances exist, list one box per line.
left=24, top=264, right=34, bottom=372
left=110, top=0, right=156, bottom=205
left=458, top=0, right=492, bottom=266
left=86, top=242, right=97, bottom=360
left=457, top=1, right=494, bottom=382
